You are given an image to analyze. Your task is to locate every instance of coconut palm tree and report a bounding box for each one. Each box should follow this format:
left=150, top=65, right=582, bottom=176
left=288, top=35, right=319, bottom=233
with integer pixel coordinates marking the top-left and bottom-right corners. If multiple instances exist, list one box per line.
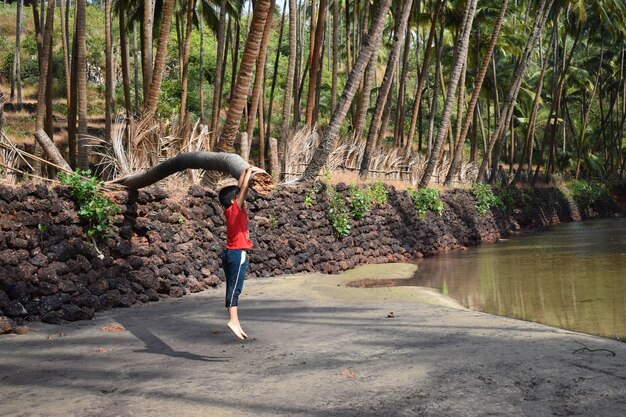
left=143, top=0, right=176, bottom=115
left=279, top=0, right=297, bottom=172
left=246, top=0, right=276, bottom=167
left=359, top=0, right=414, bottom=177
left=419, top=0, right=479, bottom=187
left=217, top=0, right=274, bottom=152
left=300, top=0, right=393, bottom=182
left=444, top=0, right=509, bottom=185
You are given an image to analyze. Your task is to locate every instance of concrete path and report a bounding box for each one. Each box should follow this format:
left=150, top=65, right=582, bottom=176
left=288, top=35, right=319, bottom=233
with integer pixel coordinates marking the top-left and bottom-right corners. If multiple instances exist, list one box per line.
left=1, top=264, right=625, bottom=416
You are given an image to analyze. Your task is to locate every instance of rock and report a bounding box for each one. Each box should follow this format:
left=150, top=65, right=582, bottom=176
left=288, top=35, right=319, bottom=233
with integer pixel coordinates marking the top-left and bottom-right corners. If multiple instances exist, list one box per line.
left=4, top=300, right=27, bottom=318
left=0, top=315, right=16, bottom=333
left=0, top=290, right=10, bottom=309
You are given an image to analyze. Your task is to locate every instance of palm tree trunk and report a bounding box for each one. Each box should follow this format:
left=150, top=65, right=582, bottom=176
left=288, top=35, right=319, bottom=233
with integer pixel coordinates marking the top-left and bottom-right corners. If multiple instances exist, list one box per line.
left=246, top=0, right=276, bottom=164
left=280, top=0, right=297, bottom=174
left=143, top=0, right=175, bottom=116
left=105, top=0, right=113, bottom=143
left=217, top=0, right=274, bottom=152
left=301, top=0, right=393, bottom=182
left=141, top=0, right=154, bottom=105
left=210, top=0, right=228, bottom=147
left=352, top=55, right=376, bottom=143
left=478, top=0, right=554, bottom=181
left=77, top=0, right=89, bottom=169
left=396, top=0, right=415, bottom=148
left=406, top=0, right=443, bottom=151
left=199, top=16, right=205, bottom=124
left=445, top=0, right=509, bottom=185
left=59, top=0, right=71, bottom=112
left=419, top=0, right=478, bottom=188
left=12, top=0, right=24, bottom=111
left=112, top=152, right=273, bottom=194
left=510, top=28, right=554, bottom=187
left=266, top=1, right=286, bottom=141
left=180, top=0, right=197, bottom=137
left=331, top=0, right=339, bottom=113
left=119, top=1, right=132, bottom=119
left=305, top=0, right=328, bottom=126
left=33, top=0, right=55, bottom=172
left=133, top=25, right=140, bottom=114
left=359, top=0, right=414, bottom=177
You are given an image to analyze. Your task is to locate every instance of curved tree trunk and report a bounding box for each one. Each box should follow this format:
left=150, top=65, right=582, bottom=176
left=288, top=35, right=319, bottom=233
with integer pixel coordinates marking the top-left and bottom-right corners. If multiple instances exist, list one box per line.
left=359, top=0, right=414, bottom=177
left=112, top=152, right=274, bottom=194
left=143, top=0, right=175, bottom=116
left=444, top=0, right=509, bottom=185
left=419, top=0, right=478, bottom=188
left=217, top=0, right=273, bottom=153
left=300, top=0, right=393, bottom=182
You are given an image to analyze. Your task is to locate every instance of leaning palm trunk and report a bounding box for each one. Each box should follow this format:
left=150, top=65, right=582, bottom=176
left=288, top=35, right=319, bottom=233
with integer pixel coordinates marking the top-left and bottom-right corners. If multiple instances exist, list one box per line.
left=300, top=0, right=393, bottom=182
left=246, top=0, right=276, bottom=167
left=111, top=152, right=273, bottom=194
left=477, top=0, right=554, bottom=181
left=217, top=0, right=273, bottom=152
left=445, top=0, right=509, bottom=185
left=359, top=0, right=414, bottom=177
left=279, top=0, right=297, bottom=174
left=143, top=0, right=175, bottom=116
left=419, top=0, right=478, bottom=188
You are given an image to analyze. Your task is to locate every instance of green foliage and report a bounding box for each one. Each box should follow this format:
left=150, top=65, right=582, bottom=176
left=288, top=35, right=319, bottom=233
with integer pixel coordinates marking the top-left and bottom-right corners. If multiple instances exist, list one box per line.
left=347, top=185, right=371, bottom=220
left=566, top=180, right=608, bottom=207
left=369, top=181, right=389, bottom=205
left=327, top=189, right=351, bottom=237
left=59, top=169, right=120, bottom=239
left=407, top=188, right=444, bottom=219
left=269, top=214, right=278, bottom=229
left=303, top=186, right=317, bottom=208
left=495, top=187, right=532, bottom=214
left=471, top=183, right=501, bottom=216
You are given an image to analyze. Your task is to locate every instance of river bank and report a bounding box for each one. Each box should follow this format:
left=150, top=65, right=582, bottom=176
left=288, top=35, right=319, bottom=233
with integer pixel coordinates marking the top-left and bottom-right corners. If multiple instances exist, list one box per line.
left=1, top=181, right=624, bottom=334
left=1, top=263, right=624, bottom=416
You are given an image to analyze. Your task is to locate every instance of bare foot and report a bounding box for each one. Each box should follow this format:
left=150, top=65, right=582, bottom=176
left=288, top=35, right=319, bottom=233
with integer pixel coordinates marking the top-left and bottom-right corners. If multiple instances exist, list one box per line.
left=240, top=327, right=248, bottom=339
left=227, top=322, right=245, bottom=340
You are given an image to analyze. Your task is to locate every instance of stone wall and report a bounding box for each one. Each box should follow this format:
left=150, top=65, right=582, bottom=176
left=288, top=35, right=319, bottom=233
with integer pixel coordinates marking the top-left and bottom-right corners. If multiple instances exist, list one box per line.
left=0, top=182, right=623, bottom=333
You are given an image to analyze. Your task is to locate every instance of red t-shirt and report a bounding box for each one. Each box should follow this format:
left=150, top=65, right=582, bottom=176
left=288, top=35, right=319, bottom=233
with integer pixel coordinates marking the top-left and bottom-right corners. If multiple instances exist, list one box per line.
left=224, top=200, right=253, bottom=250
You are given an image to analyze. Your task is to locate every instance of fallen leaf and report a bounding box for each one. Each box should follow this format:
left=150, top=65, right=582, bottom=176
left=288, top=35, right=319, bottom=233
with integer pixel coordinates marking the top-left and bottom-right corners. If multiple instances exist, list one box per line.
left=101, top=324, right=125, bottom=332
left=338, top=368, right=356, bottom=380
left=387, top=312, right=395, bottom=318
left=95, top=348, right=110, bottom=353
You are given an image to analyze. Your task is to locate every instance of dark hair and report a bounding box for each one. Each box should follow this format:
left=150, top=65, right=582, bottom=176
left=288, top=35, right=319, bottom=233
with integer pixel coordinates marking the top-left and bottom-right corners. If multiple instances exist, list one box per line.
left=218, top=185, right=240, bottom=209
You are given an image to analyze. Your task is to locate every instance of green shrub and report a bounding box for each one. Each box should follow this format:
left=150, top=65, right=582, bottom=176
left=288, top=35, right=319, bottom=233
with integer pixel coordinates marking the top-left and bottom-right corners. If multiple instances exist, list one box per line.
left=348, top=185, right=371, bottom=220
left=369, top=181, right=388, bottom=205
left=566, top=180, right=608, bottom=207
left=327, top=190, right=351, bottom=237
left=59, top=169, right=120, bottom=239
left=471, top=182, right=501, bottom=215
left=408, top=188, right=444, bottom=219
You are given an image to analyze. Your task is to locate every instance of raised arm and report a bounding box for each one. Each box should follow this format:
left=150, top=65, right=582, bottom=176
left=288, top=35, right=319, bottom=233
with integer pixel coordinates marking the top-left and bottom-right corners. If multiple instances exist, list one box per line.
left=236, top=166, right=263, bottom=208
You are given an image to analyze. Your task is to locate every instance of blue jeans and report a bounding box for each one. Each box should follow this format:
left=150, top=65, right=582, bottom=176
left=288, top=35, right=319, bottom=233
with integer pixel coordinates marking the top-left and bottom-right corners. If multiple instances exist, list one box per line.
left=222, top=249, right=249, bottom=308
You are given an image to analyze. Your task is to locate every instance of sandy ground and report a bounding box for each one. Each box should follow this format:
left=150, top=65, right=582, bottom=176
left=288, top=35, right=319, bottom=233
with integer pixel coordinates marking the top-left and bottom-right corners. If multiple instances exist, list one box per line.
left=1, top=263, right=625, bottom=417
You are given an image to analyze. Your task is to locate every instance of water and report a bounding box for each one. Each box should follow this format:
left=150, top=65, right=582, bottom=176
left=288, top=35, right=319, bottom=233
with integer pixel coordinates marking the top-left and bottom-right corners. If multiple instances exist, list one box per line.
left=407, top=218, right=626, bottom=341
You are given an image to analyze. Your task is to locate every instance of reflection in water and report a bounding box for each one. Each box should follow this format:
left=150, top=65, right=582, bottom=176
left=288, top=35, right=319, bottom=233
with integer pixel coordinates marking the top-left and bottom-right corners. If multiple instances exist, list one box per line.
left=411, top=218, right=626, bottom=341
